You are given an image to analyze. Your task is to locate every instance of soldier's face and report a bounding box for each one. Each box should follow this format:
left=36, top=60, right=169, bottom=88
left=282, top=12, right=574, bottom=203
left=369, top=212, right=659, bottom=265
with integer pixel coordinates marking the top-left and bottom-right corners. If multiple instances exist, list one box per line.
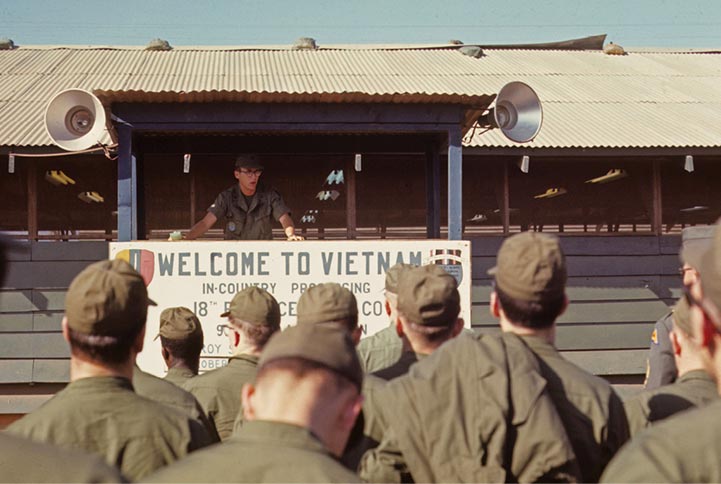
left=235, top=168, right=262, bottom=195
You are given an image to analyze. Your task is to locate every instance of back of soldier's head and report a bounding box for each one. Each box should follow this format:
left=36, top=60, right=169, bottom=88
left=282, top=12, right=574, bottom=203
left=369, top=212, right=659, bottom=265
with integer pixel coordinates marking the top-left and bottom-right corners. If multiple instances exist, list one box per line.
left=157, top=306, right=204, bottom=363
left=221, top=286, right=281, bottom=348
left=490, top=232, right=567, bottom=329
left=65, top=259, right=156, bottom=365
left=396, top=265, right=460, bottom=345
left=296, top=283, right=359, bottom=333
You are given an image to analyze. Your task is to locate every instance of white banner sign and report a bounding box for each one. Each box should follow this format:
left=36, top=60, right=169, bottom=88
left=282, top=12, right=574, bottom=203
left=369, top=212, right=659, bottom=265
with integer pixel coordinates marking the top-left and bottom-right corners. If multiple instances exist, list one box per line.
left=109, top=240, right=472, bottom=377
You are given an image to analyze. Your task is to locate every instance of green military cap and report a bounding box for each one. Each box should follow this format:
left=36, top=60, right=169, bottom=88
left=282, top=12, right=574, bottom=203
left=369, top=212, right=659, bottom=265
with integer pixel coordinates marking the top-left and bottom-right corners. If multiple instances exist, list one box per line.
left=680, top=225, right=715, bottom=269
left=671, top=297, right=692, bottom=335
left=156, top=306, right=203, bottom=341
left=699, top=224, right=721, bottom=318
left=259, top=323, right=363, bottom=389
left=296, top=283, right=358, bottom=325
left=220, top=286, right=280, bottom=327
left=397, top=265, right=460, bottom=326
left=385, top=263, right=415, bottom=294
left=234, top=154, right=264, bottom=170
left=65, top=259, right=156, bottom=336
left=489, top=232, right=567, bottom=303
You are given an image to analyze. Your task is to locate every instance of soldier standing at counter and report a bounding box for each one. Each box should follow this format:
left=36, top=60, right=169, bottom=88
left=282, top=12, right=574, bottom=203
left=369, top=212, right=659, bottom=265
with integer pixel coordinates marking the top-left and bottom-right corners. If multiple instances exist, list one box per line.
left=184, top=286, right=281, bottom=440
left=183, top=154, right=303, bottom=241
left=156, top=306, right=204, bottom=386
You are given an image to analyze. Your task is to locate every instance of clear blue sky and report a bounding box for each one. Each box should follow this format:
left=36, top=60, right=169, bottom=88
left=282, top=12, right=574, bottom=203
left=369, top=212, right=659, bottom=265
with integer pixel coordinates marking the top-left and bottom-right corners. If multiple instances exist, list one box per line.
left=0, top=0, right=719, bottom=48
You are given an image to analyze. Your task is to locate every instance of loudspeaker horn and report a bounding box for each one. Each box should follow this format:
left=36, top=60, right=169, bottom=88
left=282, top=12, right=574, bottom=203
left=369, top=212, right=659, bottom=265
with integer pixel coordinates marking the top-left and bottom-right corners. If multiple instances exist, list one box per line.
left=44, top=89, right=107, bottom=151
left=483, top=81, right=543, bottom=143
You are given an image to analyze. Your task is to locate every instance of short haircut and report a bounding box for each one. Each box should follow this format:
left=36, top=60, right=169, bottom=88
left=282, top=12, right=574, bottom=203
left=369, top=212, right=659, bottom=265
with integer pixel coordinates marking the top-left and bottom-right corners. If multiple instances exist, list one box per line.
left=403, top=319, right=456, bottom=345
left=256, top=356, right=357, bottom=394
left=231, top=316, right=279, bottom=348
left=160, top=334, right=203, bottom=363
left=67, top=324, right=143, bottom=365
left=495, top=284, right=565, bottom=329
left=324, top=316, right=358, bottom=334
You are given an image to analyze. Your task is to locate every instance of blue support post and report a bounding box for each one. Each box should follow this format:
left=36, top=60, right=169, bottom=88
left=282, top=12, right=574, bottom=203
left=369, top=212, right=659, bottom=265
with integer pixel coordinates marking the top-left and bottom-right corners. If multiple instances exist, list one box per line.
left=447, top=126, right=463, bottom=240
left=117, top=124, right=137, bottom=241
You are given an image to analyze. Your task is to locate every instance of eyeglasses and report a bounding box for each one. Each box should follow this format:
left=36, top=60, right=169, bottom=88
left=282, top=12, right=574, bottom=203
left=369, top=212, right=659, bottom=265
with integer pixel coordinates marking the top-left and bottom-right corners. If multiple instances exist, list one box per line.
left=239, top=169, right=263, bottom=178
left=678, top=267, right=695, bottom=277
left=216, top=324, right=234, bottom=337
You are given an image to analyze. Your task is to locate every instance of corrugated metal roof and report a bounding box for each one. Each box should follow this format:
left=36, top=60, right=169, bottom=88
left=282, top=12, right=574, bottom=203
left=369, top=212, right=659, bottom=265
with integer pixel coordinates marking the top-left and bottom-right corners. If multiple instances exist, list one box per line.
left=0, top=45, right=720, bottom=148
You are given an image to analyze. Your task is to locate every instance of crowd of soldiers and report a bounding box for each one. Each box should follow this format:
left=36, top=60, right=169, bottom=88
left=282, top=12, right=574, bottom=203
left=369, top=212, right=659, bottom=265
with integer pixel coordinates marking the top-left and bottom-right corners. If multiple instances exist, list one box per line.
left=2, top=223, right=721, bottom=483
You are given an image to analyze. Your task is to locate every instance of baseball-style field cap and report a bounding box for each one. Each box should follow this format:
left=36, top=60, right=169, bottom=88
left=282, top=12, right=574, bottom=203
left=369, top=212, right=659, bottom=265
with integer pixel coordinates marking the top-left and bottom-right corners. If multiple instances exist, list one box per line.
left=699, top=224, right=721, bottom=317
left=385, top=263, right=415, bottom=294
left=680, top=225, right=715, bottom=269
left=397, top=265, right=460, bottom=326
left=489, top=232, right=567, bottom=303
left=65, top=259, right=156, bottom=336
left=296, top=283, right=358, bottom=326
left=234, top=154, right=264, bottom=170
left=671, top=297, right=692, bottom=335
left=220, top=286, right=280, bottom=327
left=259, top=323, right=363, bottom=389
left=156, top=306, right=203, bottom=341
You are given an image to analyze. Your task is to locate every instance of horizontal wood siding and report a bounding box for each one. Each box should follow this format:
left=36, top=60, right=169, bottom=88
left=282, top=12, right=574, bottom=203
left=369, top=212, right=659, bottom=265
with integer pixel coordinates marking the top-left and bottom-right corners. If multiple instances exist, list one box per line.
left=470, top=235, right=681, bottom=380
left=0, top=242, right=108, bottom=389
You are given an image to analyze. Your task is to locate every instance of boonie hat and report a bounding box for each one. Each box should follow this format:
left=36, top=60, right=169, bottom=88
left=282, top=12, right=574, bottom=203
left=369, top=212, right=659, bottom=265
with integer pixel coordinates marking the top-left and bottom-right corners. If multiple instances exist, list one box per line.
left=296, top=283, right=358, bottom=325
left=234, top=154, right=264, bottom=171
left=65, top=259, right=156, bottom=336
left=489, top=232, right=567, bottom=303
left=221, top=286, right=280, bottom=327
left=671, top=297, right=692, bottom=335
left=259, top=323, right=363, bottom=389
left=680, top=225, right=715, bottom=269
left=385, top=263, right=415, bottom=294
left=698, top=224, right=721, bottom=317
left=397, top=265, right=460, bottom=326
left=156, top=306, right=203, bottom=341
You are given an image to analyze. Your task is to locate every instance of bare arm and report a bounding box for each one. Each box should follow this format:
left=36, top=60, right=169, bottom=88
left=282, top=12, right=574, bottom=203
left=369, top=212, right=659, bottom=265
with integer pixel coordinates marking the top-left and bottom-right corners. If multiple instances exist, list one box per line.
left=279, top=213, right=304, bottom=241
left=184, top=212, right=218, bottom=240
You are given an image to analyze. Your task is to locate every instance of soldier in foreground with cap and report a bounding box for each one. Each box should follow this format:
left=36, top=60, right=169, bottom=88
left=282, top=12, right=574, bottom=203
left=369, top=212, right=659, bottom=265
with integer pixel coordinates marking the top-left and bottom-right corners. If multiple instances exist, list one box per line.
left=6, top=259, right=213, bottom=480
left=145, top=324, right=364, bottom=483
left=182, top=154, right=302, bottom=240
left=156, top=306, right=204, bottom=386
left=645, top=226, right=715, bottom=389
left=0, top=238, right=127, bottom=484
left=624, top=297, right=718, bottom=436
left=184, top=286, right=281, bottom=440
left=602, top=224, right=721, bottom=483
left=296, top=282, right=363, bottom=342
left=357, top=263, right=414, bottom=373
left=489, top=232, right=628, bottom=482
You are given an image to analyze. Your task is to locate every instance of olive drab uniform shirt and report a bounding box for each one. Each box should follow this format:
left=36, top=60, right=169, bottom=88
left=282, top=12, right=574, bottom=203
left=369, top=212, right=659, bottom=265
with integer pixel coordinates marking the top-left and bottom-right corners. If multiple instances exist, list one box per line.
left=6, top=377, right=212, bottom=481
left=133, top=367, right=220, bottom=442
left=601, top=399, right=721, bottom=483
left=208, top=185, right=290, bottom=240
left=0, top=433, right=127, bottom=483
left=183, top=354, right=259, bottom=440
left=520, top=335, right=629, bottom=483
left=357, top=325, right=404, bottom=374
left=164, top=367, right=196, bottom=387
left=624, top=369, right=718, bottom=436
left=645, top=312, right=677, bottom=389
left=359, top=332, right=580, bottom=484
left=144, top=420, right=361, bottom=483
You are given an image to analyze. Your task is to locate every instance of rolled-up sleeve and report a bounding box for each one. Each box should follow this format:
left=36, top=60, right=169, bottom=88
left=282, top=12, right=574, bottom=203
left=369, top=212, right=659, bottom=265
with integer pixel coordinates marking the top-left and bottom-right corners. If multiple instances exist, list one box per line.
left=207, top=192, right=227, bottom=219
left=269, top=189, right=291, bottom=221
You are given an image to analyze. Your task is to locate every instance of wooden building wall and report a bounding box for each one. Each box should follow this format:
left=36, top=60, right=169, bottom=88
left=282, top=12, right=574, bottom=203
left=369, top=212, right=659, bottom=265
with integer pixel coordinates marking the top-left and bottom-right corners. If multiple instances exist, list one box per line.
left=0, top=235, right=679, bottom=416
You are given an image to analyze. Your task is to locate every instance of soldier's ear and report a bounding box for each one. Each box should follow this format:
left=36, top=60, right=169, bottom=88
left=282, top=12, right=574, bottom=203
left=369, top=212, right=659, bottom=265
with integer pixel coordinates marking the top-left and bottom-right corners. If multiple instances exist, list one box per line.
left=395, top=317, right=404, bottom=338
left=241, top=383, right=257, bottom=421
left=490, top=291, right=501, bottom=318
left=669, top=330, right=682, bottom=356
left=452, top=318, right=464, bottom=337
left=385, top=300, right=392, bottom=316
left=61, top=317, right=70, bottom=342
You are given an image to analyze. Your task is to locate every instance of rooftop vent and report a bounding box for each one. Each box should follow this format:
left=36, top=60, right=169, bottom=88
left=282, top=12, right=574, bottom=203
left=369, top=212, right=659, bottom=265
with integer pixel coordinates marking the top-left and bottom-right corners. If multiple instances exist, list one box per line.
left=459, top=45, right=483, bottom=58
left=146, top=38, right=172, bottom=51
left=293, top=37, right=318, bottom=50
left=0, top=38, right=16, bottom=50
left=448, top=39, right=464, bottom=45
left=603, top=41, right=626, bottom=56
